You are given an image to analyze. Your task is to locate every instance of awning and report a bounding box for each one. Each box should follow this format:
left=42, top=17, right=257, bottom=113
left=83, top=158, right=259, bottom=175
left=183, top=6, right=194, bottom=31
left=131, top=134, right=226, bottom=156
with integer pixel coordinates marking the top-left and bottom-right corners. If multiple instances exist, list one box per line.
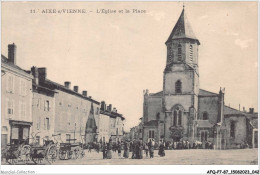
left=9, top=120, right=32, bottom=126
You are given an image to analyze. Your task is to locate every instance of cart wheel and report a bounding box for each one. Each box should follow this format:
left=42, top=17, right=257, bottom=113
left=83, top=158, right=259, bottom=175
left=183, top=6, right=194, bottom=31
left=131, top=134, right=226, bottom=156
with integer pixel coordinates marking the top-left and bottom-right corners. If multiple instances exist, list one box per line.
left=20, top=145, right=31, bottom=164
left=74, top=147, right=80, bottom=159
left=32, top=157, right=43, bottom=164
left=46, top=145, right=57, bottom=164
left=67, top=150, right=73, bottom=159
left=80, top=148, right=85, bottom=158
left=59, top=150, right=66, bottom=160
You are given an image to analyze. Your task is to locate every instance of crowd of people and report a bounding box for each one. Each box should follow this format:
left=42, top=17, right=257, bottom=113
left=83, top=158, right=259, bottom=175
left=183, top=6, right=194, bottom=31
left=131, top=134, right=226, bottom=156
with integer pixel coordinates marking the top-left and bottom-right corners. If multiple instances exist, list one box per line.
left=84, top=139, right=216, bottom=160
left=164, top=140, right=214, bottom=150
left=85, top=139, right=166, bottom=159
left=85, top=139, right=252, bottom=156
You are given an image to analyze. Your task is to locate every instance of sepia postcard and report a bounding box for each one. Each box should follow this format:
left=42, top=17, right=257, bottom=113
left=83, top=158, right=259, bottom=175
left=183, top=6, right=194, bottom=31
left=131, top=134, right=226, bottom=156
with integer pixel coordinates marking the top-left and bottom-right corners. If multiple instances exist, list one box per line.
left=0, top=1, right=259, bottom=174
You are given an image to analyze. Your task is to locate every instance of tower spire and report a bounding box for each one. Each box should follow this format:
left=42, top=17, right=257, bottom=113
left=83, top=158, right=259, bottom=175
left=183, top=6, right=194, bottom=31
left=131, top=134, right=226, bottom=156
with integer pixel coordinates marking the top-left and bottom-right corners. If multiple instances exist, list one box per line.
left=165, top=7, right=200, bottom=45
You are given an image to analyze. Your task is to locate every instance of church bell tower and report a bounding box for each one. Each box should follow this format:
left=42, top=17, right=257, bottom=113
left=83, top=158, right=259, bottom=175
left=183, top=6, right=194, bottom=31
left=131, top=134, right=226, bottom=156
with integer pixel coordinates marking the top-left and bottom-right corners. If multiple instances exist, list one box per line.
left=163, top=7, right=200, bottom=142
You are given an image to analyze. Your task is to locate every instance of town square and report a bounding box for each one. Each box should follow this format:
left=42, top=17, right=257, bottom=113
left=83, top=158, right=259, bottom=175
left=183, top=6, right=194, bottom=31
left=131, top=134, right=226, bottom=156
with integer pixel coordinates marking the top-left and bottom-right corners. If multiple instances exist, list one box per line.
left=0, top=2, right=258, bottom=173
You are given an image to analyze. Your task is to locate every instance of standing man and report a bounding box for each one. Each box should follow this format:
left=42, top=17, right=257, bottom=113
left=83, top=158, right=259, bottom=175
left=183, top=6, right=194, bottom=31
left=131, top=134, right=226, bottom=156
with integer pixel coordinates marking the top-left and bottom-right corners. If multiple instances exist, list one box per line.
left=102, top=142, right=107, bottom=159
left=144, top=143, right=149, bottom=158
left=148, top=139, right=154, bottom=158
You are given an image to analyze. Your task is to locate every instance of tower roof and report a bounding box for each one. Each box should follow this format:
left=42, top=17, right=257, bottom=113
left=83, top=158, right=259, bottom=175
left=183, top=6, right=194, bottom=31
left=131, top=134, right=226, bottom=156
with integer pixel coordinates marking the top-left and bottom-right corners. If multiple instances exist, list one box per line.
left=166, top=8, right=200, bottom=44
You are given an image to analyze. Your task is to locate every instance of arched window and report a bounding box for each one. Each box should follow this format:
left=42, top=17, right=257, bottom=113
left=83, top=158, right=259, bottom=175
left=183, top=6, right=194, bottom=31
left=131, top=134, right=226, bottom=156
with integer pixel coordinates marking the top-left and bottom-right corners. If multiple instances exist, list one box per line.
left=175, top=80, right=182, bottom=93
left=172, top=105, right=183, bottom=126
left=178, top=44, right=182, bottom=61
left=178, top=110, right=182, bottom=125
left=189, top=45, right=193, bottom=62
left=202, top=112, right=208, bottom=120
left=230, top=121, right=235, bottom=138
left=173, top=111, right=177, bottom=126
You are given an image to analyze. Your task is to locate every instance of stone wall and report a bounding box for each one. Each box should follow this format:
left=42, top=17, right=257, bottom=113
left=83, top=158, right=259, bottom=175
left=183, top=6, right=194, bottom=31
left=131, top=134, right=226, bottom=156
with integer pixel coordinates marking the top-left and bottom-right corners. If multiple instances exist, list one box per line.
left=198, top=96, right=219, bottom=123
left=225, top=115, right=247, bottom=149
left=54, top=90, right=99, bottom=144
left=145, top=96, right=163, bottom=122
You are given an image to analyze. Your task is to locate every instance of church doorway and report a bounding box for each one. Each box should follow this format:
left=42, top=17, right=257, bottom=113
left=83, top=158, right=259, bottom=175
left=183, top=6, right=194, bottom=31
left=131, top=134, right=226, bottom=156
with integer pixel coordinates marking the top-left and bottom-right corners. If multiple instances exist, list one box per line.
left=173, top=137, right=181, bottom=142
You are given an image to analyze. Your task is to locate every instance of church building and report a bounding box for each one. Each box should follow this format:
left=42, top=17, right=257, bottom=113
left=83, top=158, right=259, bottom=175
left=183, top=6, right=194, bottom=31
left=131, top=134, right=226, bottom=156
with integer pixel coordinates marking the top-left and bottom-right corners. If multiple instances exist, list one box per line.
left=142, top=7, right=257, bottom=149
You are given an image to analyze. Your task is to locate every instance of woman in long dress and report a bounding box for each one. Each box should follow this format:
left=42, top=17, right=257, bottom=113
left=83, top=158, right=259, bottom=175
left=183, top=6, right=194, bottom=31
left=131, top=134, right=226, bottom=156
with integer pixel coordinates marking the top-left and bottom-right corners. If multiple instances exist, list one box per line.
left=139, top=142, right=143, bottom=159
left=159, top=142, right=165, bottom=157
left=135, top=142, right=140, bottom=159
left=106, top=142, right=112, bottom=159
left=123, top=141, right=129, bottom=158
left=102, top=143, right=107, bottom=159
left=118, top=142, right=121, bottom=158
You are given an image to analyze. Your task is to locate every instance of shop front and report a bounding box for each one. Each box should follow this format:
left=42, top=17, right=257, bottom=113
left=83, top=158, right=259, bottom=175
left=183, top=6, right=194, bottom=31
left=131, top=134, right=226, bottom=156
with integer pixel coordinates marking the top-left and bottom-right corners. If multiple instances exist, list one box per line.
left=9, top=120, right=32, bottom=145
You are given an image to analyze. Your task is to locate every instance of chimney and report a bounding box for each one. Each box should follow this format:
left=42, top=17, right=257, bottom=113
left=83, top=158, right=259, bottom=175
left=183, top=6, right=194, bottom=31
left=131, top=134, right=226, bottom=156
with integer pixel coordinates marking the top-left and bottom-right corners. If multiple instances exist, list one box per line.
left=31, top=66, right=39, bottom=85
left=82, top=90, right=87, bottom=96
left=89, top=96, right=92, bottom=99
left=101, top=101, right=106, bottom=111
left=8, top=43, right=16, bottom=64
left=243, top=107, right=246, bottom=112
left=64, top=81, right=71, bottom=89
left=113, top=107, right=117, bottom=113
left=38, top=68, right=47, bottom=83
left=107, top=104, right=112, bottom=112
left=73, top=86, right=78, bottom=93
left=249, top=108, right=254, bottom=114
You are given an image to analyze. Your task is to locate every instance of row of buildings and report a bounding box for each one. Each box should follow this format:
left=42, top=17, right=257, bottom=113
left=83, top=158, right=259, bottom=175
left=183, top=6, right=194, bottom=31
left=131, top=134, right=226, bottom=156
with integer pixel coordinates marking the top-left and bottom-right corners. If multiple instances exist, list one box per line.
left=129, top=7, right=258, bottom=149
left=1, top=44, right=125, bottom=147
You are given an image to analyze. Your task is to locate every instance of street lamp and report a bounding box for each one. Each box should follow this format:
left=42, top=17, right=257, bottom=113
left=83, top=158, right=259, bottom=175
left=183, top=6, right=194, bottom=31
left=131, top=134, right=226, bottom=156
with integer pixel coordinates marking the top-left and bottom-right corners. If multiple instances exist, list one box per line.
left=74, top=123, right=76, bottom=143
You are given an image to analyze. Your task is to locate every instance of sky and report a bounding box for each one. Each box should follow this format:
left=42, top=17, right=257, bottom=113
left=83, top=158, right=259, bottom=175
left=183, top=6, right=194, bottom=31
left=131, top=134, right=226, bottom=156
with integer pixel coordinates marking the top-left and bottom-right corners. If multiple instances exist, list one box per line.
left=1, top=2, right=258, bottom=132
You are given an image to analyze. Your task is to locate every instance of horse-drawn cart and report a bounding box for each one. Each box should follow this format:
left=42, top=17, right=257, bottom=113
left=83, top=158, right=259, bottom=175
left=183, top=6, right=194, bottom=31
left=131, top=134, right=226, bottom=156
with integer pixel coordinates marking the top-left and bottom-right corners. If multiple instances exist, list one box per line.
left=3, top=142, right=31, bottom=164
left=30, top=140, right=58, bottom=164
left=2, top=132, right=59, bottom=165
left=59, top=139, right=85, bottom=160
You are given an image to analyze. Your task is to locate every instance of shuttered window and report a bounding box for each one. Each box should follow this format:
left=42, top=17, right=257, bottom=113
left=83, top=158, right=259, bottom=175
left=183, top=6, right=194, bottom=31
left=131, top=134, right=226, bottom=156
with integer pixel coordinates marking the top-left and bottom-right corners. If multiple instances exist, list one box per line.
left=189, top=45, right=193, bottom=62
left=177, top=44, right=182, bottom=61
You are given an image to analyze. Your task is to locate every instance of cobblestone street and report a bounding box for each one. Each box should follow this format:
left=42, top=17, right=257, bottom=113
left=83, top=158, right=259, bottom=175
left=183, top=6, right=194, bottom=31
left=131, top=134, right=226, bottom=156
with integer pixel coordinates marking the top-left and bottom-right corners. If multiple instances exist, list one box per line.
left=2, top=148, right=257, bottom=165
left=50, top=149, right=258, bottom=165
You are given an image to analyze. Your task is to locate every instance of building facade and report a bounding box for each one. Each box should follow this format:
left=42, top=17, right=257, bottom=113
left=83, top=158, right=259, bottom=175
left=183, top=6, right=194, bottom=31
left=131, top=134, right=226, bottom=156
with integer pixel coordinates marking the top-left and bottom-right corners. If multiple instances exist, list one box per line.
left=31, top=68, right=56, bottom=145
left=1, top=44, right=33, bottom=147
left=96, top=101, right=125, bottom=143
left=30, top=67, right=100, bottom=144
left=97, top=111, right=110, bottom=143
left=1, top=44, right=126, bottom=148
left=141, top=8, right=258, bottom=149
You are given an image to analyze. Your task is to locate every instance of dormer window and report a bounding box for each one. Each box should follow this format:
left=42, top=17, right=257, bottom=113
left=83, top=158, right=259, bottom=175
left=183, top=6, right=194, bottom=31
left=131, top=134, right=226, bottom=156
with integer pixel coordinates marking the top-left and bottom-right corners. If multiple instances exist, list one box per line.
left=175, top=80, right=182, bottom=93
left=189, top=45, right=193, bottom=62
left=177, top=44, right=182, bottom=61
